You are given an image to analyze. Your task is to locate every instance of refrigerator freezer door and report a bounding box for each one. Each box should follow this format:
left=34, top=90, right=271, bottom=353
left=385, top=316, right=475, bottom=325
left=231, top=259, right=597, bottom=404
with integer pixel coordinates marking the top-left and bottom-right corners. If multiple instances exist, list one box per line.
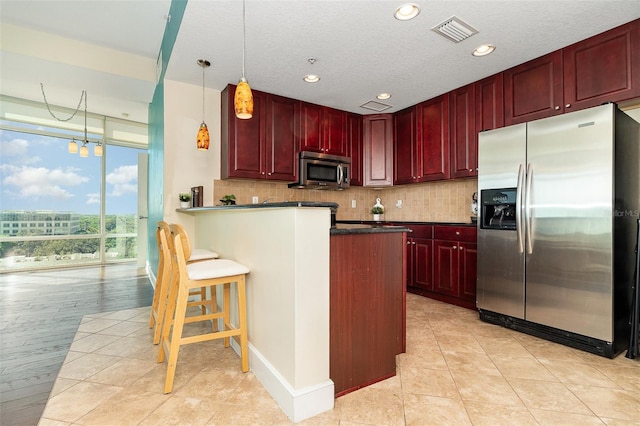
left=525, top=104, right=614, bottom=341
left=477, top=124, right=526, bottom=318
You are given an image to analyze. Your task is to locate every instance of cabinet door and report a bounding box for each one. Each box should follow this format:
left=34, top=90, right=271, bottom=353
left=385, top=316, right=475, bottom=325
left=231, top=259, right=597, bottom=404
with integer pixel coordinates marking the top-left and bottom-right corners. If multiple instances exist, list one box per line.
left=417, top=94, right=450, bottom=181
left=475, top=73, right=504, bottom=133
left=504, top=51, right=563, bottom=125
left=413, top=238, right=433, bottom=291
left=323, top=107, right=348, bottom=156
left=563, top=20, right=640, bottom=111
left=347, top=113, right=363, bottom=186
left=265, top=94, right=298, bottom=181
left=394, top=106, right=417, bottom=184
left=297, top=102, right=323, bottom=153
left=450, top=84, right=476, bottom=178
left=222, top=86, right=265, bottom=179
left=459, top=242, right=477, bottom=302
left=433, top=239, right=459, bottom=297
left=363, top=114, right=393, bottom=187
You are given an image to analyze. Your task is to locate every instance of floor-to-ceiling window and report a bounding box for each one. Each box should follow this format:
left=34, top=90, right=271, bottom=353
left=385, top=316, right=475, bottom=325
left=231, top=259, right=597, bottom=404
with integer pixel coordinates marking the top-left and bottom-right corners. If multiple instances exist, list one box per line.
left=0, top=96, right=148, bottom=272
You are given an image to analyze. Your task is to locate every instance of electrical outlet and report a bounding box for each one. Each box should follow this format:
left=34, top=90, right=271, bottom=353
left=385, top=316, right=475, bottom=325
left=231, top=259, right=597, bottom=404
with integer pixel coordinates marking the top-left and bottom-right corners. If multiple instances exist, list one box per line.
left=351, top=199, right=357, bottom=208
left=252, top=196, right=259, bottom=204
left=396, top=199, right=403, bottom=208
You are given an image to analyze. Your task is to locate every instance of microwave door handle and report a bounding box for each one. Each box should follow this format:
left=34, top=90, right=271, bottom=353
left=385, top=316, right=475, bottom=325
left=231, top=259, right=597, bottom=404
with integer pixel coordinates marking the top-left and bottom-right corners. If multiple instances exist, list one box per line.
left=337, top=164, right=343, bottom=184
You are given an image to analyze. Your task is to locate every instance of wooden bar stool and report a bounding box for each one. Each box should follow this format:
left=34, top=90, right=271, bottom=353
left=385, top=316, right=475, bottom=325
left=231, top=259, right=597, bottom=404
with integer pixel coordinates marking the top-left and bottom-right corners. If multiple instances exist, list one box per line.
left=149, top=221, right=219, bottom=344
left=157, top=224, right=250, bottom=394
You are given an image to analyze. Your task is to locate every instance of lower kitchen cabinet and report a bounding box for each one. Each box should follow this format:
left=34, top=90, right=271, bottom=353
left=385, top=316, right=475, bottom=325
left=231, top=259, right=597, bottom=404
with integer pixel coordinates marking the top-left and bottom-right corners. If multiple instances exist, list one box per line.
left=405, top=225, right=434, bottom=291
left=401, top=223, right=477, bottom=310
left=433, top=226, right=477, bottom=309
left=330, top=231, right=406, bottom=396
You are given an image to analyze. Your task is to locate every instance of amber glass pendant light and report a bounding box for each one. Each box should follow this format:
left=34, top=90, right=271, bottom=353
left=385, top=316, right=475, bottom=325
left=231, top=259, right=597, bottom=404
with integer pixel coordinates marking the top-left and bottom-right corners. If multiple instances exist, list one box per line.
left=234, top=0, right=253, bottom=119
left=196, top=59, right=211, bottom=150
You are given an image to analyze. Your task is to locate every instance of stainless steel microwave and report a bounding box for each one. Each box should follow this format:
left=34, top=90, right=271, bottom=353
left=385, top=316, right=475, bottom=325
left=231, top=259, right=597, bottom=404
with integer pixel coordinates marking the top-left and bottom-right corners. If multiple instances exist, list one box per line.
left=288, top=151, right=350, bottom=190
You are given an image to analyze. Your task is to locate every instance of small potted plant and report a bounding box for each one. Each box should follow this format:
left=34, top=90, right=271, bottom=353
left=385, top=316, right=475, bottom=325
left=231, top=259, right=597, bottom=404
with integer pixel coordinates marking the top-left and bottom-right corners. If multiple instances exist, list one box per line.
left=179, top=193, right=191, bottom=208
left=371, top=205, right=384, bottom=221
left=219, top=194, right=237, bottom=205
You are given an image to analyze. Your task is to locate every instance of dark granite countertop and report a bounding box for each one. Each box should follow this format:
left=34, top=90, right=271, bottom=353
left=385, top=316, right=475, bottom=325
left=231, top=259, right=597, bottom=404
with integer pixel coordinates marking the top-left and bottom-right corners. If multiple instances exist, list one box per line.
left=178, top=201, right=339, bottom=213
left=336, top=220, right=477, bottom=227
left=330, top=224, right=410, bottom=235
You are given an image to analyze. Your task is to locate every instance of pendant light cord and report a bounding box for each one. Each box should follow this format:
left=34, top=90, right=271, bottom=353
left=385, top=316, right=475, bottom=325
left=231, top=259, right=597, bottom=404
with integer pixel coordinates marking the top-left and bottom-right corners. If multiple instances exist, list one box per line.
left=242, top=0, right=247, bottom=79
left=202, top=63, right=206, bottom=122
left=40, top=83, right=84, bottom=122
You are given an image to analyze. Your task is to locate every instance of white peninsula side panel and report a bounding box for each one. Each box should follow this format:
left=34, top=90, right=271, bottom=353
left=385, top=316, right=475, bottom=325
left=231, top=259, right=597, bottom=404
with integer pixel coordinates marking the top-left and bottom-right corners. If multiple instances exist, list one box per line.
left=191, top=207, right=333, bottom=422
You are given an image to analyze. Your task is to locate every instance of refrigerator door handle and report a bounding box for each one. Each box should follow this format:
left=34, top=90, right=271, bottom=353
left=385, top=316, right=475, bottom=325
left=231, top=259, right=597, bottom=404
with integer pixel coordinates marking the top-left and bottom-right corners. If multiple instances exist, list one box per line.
left=525, top=162, right=534, bottom=254
left=516, top=163, right=525, bottom=253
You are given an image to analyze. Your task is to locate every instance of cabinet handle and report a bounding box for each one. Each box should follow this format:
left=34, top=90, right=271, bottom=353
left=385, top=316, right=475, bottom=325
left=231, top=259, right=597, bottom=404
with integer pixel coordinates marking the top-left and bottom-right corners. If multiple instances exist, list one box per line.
left=453, top=245, right=457, bottom=249
left=459, top=246, right=463, bottom=250
left=455, top=231, right=460, bottom=235
left=469, top=169, right=473, bottom=172
left=554, top=106, right=560, bottom=110
left=565, top=104, right=571, bottom=108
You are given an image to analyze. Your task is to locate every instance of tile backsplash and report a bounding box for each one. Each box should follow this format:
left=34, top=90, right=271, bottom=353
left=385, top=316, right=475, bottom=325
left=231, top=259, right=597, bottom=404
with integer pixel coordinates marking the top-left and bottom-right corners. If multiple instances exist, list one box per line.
left=213, top=178, right=478, bottom=223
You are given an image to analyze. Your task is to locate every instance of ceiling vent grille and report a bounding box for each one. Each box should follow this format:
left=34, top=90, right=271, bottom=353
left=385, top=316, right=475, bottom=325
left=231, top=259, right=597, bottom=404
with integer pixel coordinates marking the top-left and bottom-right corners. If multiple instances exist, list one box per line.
left=360, top=100, right=392, bottom=112
left=431, top=16, right=478, bottom=43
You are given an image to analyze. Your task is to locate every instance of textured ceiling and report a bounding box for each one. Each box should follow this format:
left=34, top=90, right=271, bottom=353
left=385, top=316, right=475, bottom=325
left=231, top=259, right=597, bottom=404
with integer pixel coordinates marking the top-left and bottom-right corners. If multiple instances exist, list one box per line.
left=2, top=1, right=640, bottom=123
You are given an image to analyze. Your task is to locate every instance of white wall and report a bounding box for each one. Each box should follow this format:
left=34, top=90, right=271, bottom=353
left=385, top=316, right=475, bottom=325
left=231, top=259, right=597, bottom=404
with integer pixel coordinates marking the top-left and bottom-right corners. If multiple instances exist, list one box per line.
left=163, top=79, right=221, bottom=231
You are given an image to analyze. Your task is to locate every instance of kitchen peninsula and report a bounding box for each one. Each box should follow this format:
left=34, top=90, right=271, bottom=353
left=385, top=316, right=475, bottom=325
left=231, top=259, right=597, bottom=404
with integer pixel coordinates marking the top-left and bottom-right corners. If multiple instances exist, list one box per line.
left=178, top=202, right=408, bottom=422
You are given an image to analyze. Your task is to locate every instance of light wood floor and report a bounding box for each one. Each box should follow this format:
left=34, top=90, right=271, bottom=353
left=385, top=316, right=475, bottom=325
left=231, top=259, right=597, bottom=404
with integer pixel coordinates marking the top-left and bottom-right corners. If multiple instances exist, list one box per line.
left=0, top=264, right=153, bottom=426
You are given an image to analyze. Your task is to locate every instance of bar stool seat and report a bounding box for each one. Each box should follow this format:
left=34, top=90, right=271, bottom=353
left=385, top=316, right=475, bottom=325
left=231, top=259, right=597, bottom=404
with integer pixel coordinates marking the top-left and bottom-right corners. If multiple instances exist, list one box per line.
left=157, top=224, right=250, bottom=394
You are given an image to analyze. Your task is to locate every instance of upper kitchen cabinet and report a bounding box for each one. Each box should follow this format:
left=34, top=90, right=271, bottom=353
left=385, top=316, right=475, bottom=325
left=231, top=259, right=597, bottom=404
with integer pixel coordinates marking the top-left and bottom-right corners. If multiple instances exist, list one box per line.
left=505, top=19, right=640, bottom=126
left=297, top=102, right=347, bottom=156
left=450, top=73, right=504, bottom=179
left=221, top=85, right=298, bottom=181
left=416, top=94, right=450, bottom=181
left=563, top=19, right=640, bottom=112
left=504, top=51, right=564, bottom=125
left=394, top=95, right=450, bottom=184
left=394, top=105, right=417, bottom=185
left=450, top=84, right=476, bottom=179
left=346, top=113, right=363, bottom=186
left=363, top=114, right=393, bottom=187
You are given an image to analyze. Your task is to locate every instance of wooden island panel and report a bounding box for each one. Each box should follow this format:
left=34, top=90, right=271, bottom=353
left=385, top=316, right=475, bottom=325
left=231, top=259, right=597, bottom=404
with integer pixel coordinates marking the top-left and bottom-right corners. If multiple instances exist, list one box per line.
left=329, top=231, right=406, bottom=397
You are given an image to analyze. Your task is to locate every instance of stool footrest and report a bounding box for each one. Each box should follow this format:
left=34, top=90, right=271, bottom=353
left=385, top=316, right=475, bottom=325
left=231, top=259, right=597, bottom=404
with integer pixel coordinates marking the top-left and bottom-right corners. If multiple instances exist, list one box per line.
left=179, top=328, right=241, bottom=345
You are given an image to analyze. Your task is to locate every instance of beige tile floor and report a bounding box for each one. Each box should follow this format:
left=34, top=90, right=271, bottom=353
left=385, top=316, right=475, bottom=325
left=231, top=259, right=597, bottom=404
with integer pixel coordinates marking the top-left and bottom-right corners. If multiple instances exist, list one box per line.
left=40, top=294, right=640, bottom=425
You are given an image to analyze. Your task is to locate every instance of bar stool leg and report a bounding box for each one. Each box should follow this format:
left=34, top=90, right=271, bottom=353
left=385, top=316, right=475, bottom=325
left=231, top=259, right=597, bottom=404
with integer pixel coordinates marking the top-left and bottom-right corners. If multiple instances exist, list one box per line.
left=164, top=283, right=189, bottom=394
left=223, top=282, right=231, bottom=347
left=237, top=276, right=249, bottom=372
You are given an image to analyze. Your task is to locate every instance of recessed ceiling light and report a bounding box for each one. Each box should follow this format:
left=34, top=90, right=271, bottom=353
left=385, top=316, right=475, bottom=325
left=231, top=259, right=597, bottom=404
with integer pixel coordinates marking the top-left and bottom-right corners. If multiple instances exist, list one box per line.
left=394, top=3, right=420, bottom=21
left=377, top=93, right=392, bottom=100
left=472, top=44, right=496, bottom=57
left=304, top=74, right=320, bottom=83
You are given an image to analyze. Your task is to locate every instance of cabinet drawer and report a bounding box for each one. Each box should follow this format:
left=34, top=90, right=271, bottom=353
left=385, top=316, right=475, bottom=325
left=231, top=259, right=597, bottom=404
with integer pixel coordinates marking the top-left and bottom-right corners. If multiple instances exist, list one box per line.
left=406, top=225, right=433, bottom=239
left=434, top=226, right=476, bottom=242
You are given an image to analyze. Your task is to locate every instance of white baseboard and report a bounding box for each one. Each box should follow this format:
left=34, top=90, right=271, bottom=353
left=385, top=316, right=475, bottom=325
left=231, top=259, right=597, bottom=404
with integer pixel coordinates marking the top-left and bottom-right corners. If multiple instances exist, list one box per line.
left=230, top=339, right=334, bottom=423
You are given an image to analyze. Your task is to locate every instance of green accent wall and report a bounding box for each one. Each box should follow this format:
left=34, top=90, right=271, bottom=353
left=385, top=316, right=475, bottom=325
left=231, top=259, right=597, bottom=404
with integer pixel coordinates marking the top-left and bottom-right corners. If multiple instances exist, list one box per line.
left=147, top=0, right=187, bottom=275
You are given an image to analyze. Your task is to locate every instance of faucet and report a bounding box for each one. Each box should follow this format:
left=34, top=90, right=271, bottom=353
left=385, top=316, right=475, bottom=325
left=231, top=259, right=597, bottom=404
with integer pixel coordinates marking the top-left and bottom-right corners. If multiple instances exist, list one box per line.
left=262, top=197, right=275, bottom=204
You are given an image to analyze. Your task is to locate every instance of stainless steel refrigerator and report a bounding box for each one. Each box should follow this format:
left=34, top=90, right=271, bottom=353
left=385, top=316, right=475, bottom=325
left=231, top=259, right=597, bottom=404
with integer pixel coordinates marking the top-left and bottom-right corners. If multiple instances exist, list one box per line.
left=477, top=103, right=640, bottom=358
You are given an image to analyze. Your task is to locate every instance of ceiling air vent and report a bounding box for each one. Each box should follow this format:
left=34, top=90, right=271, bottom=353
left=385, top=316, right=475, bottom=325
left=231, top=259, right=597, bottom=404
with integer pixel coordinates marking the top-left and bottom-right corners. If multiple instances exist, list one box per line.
left=431, top=16, right=478, bottom=43
left=360, top=100, right=392, bottom=112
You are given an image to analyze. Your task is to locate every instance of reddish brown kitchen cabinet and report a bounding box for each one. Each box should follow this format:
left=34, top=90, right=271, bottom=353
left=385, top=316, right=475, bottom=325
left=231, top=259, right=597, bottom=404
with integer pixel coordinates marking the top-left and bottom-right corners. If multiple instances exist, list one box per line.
left=505, top=18, right=640, bottom=126
left=504, top=51, right=564, bottom=125
left=563, top=19, right=640, bottom=112
left=450, top=84, right=476, bottom=178
left=347, top=112, right=363, bottom=186
left=394, top=106, right=417, bottom=184
left=432, top=226, right=477, bottom=309
left=330, top=231, right=406, bottom=396
left=475, top=73, right=504, bottom=133
left=404, top=225, right=434, bottom=292
left=417, top=94, right=450, bottom=181
left=221, top=85, right=298, bottom=181
left=363, top=114, right=393, bottom=187
left=297, top=103, right=347, bottom=156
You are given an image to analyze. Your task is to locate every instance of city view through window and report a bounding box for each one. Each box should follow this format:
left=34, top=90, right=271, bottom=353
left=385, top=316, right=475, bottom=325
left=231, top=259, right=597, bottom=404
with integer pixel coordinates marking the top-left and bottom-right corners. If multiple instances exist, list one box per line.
left=0, top=127, right=145, bottom=271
